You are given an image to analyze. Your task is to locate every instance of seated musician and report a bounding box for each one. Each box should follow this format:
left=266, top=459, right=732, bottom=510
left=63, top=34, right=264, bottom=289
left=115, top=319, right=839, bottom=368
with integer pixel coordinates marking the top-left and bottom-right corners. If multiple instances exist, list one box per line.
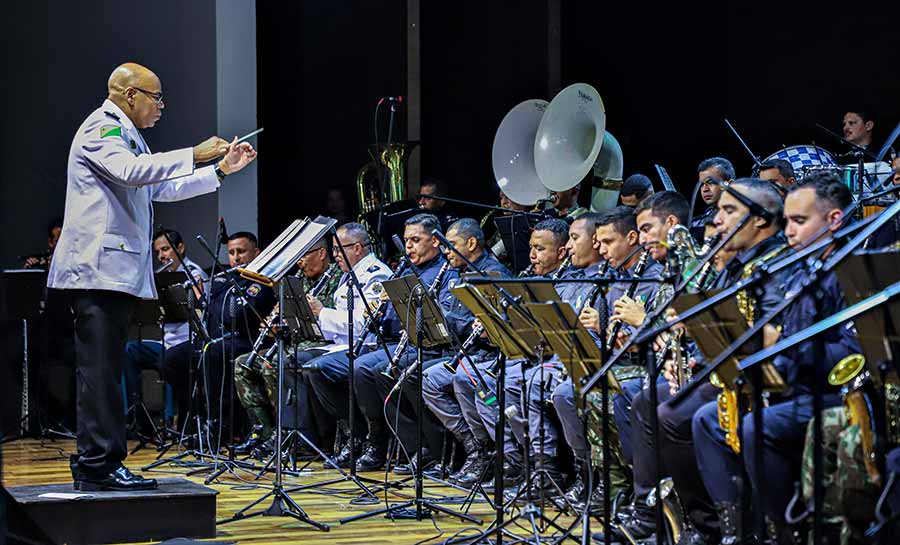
left=231, top=237, right=341, bottom=456
left=601, top=181, right=788, bottom=544
left=300, top=223, right=393, bottom=467
left=574, top=206, right=662, bottom=510
left=842, top=109, right=874, bottom=152
left=123, top=229, right=207, bottom=428
left=619, top=174, right=655, bottom=208
left=690, top=157, right=734, bottom=243
left=517, top=213, right=606, bottom=496
left=419, top=218, right=509, bottom=482
left=758, top=158, right=797, bottom=191
left=321, top=213, right=453, bottom=472
left=694, top=172, right=860, bottom=543
left=22, top=217, right=63, bottom=269
left=162, top=232, right=275, bottom=441
left=456, top=218, right=569, bottom=490
left=549, top=181, right=588, bottom=221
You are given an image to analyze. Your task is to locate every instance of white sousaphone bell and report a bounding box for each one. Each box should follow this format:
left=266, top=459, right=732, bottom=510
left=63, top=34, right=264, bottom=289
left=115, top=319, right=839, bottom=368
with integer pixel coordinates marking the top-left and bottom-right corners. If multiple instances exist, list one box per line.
left=492, top=82, right=624, bottom=213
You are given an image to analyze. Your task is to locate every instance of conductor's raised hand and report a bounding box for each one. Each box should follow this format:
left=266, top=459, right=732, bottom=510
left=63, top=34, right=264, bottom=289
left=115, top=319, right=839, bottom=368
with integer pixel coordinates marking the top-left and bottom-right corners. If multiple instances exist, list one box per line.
left=218, top=137, right=258, bottom=175
left=193, top=136, right=230, bottom=163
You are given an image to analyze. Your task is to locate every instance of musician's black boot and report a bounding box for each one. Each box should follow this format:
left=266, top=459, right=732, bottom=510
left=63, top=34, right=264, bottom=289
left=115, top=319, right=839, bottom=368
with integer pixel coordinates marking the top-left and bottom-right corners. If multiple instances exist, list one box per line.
left=331, top=420, right=362, bottom=468
left=449, top=432, right=485, bottom=488
left=591, top=495, right=656, bottom=543
left=563, top=458, right=588, bottom=506
left=355, top=419, right=387, bottom=472
left=233, top=424, right=265, bottom=455
left=716, top=502, right=741, bottom=545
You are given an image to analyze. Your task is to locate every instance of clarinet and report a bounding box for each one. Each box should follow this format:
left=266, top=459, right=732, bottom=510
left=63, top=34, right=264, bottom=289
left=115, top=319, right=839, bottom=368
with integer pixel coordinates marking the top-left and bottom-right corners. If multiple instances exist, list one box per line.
left=443, top=263, right=535, bottom=375
left=242, top=267, right=335, bottom=370
left=350, top=256, right=410, bottom=358
left=605, top=249, right=650, bottom=352
left=552, top=256, right=571, bottom=280
left=381, top=261, right=451, bottom=379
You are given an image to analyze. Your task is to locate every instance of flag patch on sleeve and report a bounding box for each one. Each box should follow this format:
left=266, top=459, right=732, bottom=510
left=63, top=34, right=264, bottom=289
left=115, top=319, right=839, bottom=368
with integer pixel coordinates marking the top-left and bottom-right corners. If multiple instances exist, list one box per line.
left=100, top=125, right=122, bottom=138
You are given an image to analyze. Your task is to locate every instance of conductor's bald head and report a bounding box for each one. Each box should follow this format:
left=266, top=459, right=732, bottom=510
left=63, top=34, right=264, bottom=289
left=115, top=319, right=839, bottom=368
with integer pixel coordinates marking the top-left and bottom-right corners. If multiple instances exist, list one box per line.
left=107, top=62, right=164, bottom=129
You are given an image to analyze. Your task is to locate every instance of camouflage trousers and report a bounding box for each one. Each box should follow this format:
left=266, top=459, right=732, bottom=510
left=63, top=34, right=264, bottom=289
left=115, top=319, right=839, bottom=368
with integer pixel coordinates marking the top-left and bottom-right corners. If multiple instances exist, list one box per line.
left=233, top=351, right=279, bottom=436
left=583, top=365, right=645, bottom=495
left=802, top=406, right=879, bottom=545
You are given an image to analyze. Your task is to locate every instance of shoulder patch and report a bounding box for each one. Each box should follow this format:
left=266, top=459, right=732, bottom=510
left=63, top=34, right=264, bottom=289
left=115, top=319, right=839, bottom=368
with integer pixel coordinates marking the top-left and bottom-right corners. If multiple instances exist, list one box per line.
left=100, top=125, right=122, bottom=138
left=247, top=284, right=261, bottom=297
left=367, top=265, right=380, bottom=273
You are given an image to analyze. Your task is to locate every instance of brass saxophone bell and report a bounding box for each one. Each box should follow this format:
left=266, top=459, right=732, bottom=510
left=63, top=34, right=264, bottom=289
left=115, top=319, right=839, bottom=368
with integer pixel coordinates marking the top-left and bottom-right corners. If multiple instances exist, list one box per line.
left=828, top=353, right=866, bottom=387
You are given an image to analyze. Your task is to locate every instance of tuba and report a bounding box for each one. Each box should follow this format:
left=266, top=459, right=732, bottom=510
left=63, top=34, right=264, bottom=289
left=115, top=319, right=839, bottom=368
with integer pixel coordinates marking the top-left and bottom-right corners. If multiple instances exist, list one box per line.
left=356, top=143, right=409, bottom=253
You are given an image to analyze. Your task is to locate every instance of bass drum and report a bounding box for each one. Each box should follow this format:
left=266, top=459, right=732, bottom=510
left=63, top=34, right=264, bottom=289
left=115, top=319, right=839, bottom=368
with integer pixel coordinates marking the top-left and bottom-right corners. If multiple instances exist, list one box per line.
left=762, top=145, right=837, bottom=176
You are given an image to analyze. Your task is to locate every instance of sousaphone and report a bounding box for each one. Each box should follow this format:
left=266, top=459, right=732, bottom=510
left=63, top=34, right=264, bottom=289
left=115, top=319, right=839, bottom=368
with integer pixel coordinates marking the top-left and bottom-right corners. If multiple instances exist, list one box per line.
left=492, top=99, right=552, bottom=206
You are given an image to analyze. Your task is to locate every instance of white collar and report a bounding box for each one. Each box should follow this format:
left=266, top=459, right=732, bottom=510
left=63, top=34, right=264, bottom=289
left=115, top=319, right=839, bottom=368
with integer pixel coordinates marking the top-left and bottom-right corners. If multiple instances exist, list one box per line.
left=102, top=98, right=138, bottom=134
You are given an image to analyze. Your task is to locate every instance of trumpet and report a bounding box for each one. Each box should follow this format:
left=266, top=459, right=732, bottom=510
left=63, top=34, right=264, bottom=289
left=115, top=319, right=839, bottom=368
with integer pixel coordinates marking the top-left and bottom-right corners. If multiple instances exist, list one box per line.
left=382, top=261, right=452, bottom=379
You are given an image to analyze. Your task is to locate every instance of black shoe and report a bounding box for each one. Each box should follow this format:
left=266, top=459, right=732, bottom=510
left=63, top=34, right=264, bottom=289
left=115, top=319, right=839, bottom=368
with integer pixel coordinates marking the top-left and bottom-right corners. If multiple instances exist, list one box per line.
left=564, top=459, right=588, bottom=506
left=74, top=466, right=158, bottom=492
left=355, top=441, right=386, bottom=472
left=450, top=450, right=486, bottom=488
left=332, top=437, right=362, bottom=468
left=592, top=496, right=656, bottom=543
left=233, top=424, right=265, bottom=455
left=393, top=449, right=435, bottom=475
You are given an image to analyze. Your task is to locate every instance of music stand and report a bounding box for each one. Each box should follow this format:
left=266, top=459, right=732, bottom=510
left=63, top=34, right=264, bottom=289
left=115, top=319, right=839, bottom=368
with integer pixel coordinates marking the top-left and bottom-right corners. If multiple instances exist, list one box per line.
left=342, top=274, right=481, bottom=525
left=217, top=216, right=334, bottom=532
left=495, top=214, right=533, bottom=275
left=1, top=270, right=46, bottom=441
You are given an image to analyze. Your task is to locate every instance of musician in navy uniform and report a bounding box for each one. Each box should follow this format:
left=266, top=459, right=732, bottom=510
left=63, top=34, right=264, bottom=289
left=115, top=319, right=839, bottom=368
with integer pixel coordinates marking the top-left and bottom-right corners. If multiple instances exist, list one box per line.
left=163, top=232, right=274, bottom=442
left=690, top=157, right=734, bottom=243
left=693, top=173, right=859, bottom=543
left=352, top=213, right=455, bottom=472
left=47, top=62, right=256, bottom=491
left=420, top=218, right=509, bottom=484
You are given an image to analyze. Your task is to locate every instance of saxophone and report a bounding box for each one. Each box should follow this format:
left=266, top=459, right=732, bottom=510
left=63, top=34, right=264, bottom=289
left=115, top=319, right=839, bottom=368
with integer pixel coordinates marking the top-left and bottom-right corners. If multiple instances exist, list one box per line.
left=714, top=243, right=789, bottom=454
left=382, top=261, right=451, bottom=379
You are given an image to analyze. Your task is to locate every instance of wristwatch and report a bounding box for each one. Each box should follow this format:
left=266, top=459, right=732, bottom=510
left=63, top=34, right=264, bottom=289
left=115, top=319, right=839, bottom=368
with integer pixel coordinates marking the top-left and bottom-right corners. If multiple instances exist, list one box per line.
left=214, top=164, right=227, bottom=181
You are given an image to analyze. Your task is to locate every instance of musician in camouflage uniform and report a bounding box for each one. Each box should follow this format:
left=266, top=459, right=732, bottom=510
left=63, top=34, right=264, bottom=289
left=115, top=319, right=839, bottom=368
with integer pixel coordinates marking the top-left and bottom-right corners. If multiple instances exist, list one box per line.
left=578, top=206, right=662, bottom=510
left=233, top=238, right=341, bottom=453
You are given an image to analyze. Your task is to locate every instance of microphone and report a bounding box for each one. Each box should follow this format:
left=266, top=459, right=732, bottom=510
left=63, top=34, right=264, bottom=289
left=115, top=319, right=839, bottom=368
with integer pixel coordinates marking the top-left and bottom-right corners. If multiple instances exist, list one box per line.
left=218, top=217, right=229, bottom=245
left=392, top=234, right=406, bottom=254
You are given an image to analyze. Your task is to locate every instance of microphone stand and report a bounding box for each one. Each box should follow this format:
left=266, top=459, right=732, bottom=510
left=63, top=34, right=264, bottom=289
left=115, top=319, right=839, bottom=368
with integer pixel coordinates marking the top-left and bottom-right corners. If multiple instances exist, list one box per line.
left=724, top=118, right=763, bottom=174
left=409, top=194, right=547, bottom=221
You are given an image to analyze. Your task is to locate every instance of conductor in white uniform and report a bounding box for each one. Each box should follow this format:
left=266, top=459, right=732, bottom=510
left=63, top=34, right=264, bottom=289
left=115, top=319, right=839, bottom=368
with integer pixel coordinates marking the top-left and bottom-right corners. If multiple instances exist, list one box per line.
left=47, top=62, right=257, bottom=491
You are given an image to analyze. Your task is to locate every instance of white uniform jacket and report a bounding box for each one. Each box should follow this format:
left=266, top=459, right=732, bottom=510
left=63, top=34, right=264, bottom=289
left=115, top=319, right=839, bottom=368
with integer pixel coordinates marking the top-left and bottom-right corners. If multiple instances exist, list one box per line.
left=47, top=99, right=220, bottom=299
left=318, top=252, right=392, bottom=350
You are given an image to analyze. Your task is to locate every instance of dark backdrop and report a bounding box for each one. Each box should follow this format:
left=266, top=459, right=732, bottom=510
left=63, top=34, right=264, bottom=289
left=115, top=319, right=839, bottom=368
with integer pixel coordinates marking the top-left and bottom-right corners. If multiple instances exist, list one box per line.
left=1, top=0, right=219, bottom=269
left=256, top=0, right=900, bottom=244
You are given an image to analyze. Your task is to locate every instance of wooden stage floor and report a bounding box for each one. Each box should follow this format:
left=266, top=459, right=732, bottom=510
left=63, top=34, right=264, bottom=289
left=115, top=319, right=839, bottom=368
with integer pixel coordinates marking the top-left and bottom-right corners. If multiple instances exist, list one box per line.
left=2, top=439, right=583, bottom=545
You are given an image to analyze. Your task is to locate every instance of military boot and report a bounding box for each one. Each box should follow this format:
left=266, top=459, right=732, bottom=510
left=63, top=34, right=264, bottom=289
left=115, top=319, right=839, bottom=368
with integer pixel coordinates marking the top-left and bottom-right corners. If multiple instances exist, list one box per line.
left=355, top=418, right=387, bottom=472
left=716, top=502, right=741, bottom=545
left=446, top=431, right=481, bottom=486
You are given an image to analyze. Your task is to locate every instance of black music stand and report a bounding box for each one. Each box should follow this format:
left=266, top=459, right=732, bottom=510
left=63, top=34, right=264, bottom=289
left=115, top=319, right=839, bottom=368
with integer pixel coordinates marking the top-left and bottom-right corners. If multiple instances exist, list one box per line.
left=495, top=215, right=533, bottom=275
left=1, top=270, right=47, bottom=441
left=217, top=216, right=334, bottom=532
left=341, top=274, right=481, bottom=525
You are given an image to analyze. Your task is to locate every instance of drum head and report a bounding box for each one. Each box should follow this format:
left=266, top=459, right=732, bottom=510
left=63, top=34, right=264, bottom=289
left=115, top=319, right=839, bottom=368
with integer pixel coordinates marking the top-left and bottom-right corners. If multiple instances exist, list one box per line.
left=762, top=145, right=836, bottom=173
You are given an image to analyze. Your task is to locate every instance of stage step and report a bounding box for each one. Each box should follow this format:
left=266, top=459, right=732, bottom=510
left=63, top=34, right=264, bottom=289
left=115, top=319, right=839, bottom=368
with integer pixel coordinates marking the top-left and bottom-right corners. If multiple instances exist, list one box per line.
left=6, top=477, right=218, bottom=545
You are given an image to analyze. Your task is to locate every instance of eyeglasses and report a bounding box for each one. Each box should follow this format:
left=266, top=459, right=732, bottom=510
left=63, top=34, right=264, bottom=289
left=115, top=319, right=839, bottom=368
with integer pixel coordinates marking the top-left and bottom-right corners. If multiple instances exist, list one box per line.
left=332, top=241, right=368, bottom=254
left=133, top=87, right=164, bottom=106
